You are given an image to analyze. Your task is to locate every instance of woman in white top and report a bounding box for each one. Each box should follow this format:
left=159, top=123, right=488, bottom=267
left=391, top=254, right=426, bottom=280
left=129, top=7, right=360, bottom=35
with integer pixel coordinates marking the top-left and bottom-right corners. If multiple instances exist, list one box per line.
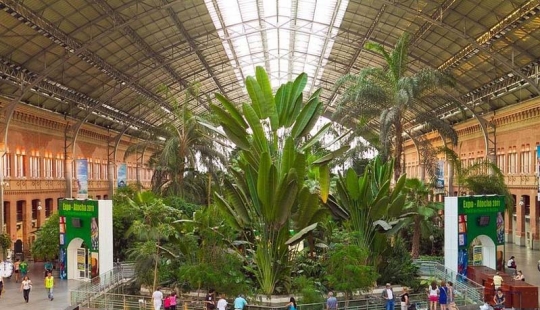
left=19, top=275, right=32, bottom=303
left=427, top=281, right=439, bottom=310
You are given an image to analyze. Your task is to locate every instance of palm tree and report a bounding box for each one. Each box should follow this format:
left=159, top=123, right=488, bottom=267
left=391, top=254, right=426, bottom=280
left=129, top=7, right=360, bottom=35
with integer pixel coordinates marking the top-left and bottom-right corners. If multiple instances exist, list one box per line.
left=126, top=85, right=227, bottom=200
left=335, top=32, right=457, bottom=180
left=125, top=191, right=182, bottom=290
left=402, top=178, right=442, bottom=258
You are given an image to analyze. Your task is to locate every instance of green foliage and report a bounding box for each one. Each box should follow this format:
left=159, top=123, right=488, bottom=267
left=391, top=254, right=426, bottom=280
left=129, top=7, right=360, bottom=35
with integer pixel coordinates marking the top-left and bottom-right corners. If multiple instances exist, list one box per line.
left=0, top=232, right=11, bottom=258
left=377, top=238, right=420, bottom=290
left=113, top=186, right=138, bottom=261
left=208, top=67, right=345, bottom=294
left=325, top=156, right=406, bottom=265
left=324, top=241, right=378, bottom=299
left=335, top=32, right=456, bottom=179
left=165, top=195, right=201, bottom=217
left=292, top=275, right=324, bottom=305
left=31, top=213, right=59, bottom=260
left=176, top=250, right=250, bottom=296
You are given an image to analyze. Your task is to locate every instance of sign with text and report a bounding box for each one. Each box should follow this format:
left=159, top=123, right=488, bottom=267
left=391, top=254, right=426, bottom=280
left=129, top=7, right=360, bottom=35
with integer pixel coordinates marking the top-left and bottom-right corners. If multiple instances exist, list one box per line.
left=76, top=159, right=88, bottom=199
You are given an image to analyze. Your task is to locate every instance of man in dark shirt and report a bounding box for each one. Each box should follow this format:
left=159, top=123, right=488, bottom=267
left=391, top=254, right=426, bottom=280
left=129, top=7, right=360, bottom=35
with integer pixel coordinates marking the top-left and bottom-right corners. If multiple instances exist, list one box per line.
left=205, top=289, right=216, bottom=310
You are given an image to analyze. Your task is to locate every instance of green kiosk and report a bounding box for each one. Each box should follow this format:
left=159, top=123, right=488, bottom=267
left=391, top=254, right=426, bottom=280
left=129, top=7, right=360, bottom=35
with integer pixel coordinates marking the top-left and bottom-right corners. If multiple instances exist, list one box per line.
left=58, top=199, right=113, bottom=280
left=444, top=195, right=505, bottom=278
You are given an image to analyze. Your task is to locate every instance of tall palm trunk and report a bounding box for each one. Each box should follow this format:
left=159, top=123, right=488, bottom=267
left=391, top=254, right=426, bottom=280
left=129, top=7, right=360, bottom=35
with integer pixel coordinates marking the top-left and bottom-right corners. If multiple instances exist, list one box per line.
left=411, top=215, right=421, bottom=259
left=394, top=121, right=404, bottom=182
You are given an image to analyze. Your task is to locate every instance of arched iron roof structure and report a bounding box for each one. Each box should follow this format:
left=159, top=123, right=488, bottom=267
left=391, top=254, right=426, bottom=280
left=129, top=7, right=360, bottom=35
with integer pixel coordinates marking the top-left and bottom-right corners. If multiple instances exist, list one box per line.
left=0, top=0, right=539, bottom=140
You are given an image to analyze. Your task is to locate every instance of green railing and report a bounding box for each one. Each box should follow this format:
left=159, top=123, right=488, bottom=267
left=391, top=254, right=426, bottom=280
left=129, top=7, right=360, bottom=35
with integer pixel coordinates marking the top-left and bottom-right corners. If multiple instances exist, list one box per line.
left=413, top=260, right=484, bottom=305
left=69, top=262, right=135, bottom=306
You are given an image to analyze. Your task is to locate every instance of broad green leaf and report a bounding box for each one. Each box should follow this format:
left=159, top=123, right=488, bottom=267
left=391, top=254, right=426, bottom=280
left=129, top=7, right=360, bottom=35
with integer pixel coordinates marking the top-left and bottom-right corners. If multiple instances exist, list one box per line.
left=257, top=152, right=273, bottom=215
left=324, top=195, right=350, bottom=220
left=255, top=66, right=278, bottom=130
left=280, top=137, right=295, bottom=177
left=301, top=122, right=331, bottom=151
left=245, top=76, right=264, bottom=118
left=275, top=173, right=298, bottom=226
left=275, top=82, right=292, bottom=126
left=319, top=164, right=330, bottom=203
left=215, top=94, right=248, bottom=129
left=345, top=168, right=360, bottom=200
left=210, top=104, right=247, bottom=138
left=312, top=145, right=350, bottom=165
left=243, top=103, right=269, bottom=154
left=213, top=193, right=242, bottom=230
left=285, top=223, right=318, bottom=246
left=222, top=125, right=250, bottom=150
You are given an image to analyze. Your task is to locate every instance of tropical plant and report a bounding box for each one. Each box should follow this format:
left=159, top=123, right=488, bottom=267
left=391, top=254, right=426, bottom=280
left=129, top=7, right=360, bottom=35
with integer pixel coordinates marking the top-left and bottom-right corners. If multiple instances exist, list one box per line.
left=324, top=240, right=378, bottom=303
left=325, top=156, right=406, bottom=266
left=207, top=66, right=347, bottom=294
left=31, top=213, right=60, bottom=261
left=0, top=232, right=11, bottom=259
left=126, top=84, right=227, bottom=200
left=377, top=237, right=420, bottom=291
left=402, top=178, right=442, bottom=258
left=125, top=191, right=182, bottom=290
left=335, top=32, right=457, bottom=180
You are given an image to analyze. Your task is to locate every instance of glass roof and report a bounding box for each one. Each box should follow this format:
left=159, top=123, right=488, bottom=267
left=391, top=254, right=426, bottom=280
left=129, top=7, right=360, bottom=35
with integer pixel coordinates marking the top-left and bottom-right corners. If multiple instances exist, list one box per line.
left=205, top=0, right=349, bottom=90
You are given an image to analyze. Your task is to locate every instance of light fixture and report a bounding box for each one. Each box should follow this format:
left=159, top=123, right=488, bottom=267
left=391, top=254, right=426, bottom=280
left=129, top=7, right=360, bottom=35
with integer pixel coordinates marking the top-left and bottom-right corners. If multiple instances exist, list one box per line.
left=37, top=200, right=42, bottom=211
left=519, top=198, right=524, bottom=206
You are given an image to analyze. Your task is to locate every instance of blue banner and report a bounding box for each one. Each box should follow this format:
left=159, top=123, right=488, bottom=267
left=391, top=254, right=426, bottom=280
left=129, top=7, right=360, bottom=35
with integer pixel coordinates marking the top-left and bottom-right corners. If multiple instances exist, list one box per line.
left=117, top=163, right=127, bottom=188
left=76, top=159, right=88, bottom=199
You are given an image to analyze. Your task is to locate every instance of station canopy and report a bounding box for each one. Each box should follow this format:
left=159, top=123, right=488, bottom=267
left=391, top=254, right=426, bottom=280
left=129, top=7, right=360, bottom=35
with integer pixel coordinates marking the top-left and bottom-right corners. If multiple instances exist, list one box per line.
left=1, top=0, right=539, bottom=139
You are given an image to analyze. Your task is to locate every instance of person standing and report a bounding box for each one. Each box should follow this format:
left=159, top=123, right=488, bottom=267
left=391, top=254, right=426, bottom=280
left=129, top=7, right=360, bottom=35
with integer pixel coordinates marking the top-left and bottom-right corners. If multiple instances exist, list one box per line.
left=427, top=281, right=439, bottom=310
left=285, top=297, right=297, bottom=310
left=13, top=258, right=21, bottom=282
left=446, top=282, right=456, bottom=310
left=19, top=259, right=28, bottom=278
left=44, top=261, right=53, bottom=278
left=169, top=292, right=178, bottom=310
left=20, top=275, right=32, bottom=303
left=400, top=287, right=410, bottom=310
left=493, top=288, right=505, bottom=310
left=326, top=291, right=338, bottom=310
left=217, top=293, right=228, bottom=310
left=44, top=271, right=54, bottom=301
left=382, top=283, right=395, bottom=310
left=152, top=287, right=164, bottom=310
left=164, top=293, right=172, bottom=310
left=438, top=281, right=448, bottom=310
left=492, top=272, right=503, bottom=290
left=205, top=289, right=216, bottom=310
left=0, top=274, right=4, bottom=298
left=234, top=294, right=248, bottom=310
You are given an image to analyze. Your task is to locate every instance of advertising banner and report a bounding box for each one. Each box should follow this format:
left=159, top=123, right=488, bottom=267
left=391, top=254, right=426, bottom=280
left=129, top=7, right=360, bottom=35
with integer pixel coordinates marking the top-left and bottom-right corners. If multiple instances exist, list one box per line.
left=76, top=159, right=88, bottom=199
left=117, top=163, right=127, bottom=188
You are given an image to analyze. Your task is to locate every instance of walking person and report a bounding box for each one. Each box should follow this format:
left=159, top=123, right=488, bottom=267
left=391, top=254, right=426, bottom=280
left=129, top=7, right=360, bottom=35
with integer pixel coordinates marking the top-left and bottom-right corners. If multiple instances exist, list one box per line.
left=326, top=291, right=338, bottom=310
left=19, top=259, right=28, bottom=278
left=13, top=258, right=21, bottom=283
left=400, top=287, right=410, bottom=310
left=234, top=294, right=248, bottom=310
left=446, top=282, right=457, bottom=310
left=152, top=287, right=164, bottom=310
left=20, top=275, right=32, bottom=303
left=493, top=288, right=505, bottom=310
left=285, top=297, right=297, bottom=310
left=44, top=271, right=54, bottom=301
left=382, top=283, right=395, bottom=310
left=492, top=272, right=503, bottom=290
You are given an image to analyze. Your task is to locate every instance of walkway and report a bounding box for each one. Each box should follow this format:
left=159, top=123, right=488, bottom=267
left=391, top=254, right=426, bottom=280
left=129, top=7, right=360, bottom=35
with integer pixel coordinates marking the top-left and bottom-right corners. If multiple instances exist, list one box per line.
left=0, top=262, right=78, bottom=310
left=505, top=243, right=540, bottom=287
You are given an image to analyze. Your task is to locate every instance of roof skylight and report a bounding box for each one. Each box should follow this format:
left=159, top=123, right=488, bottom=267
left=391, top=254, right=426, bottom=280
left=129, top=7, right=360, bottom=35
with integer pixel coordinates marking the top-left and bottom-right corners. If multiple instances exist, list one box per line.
left=205, top=0, right=349, bottom=91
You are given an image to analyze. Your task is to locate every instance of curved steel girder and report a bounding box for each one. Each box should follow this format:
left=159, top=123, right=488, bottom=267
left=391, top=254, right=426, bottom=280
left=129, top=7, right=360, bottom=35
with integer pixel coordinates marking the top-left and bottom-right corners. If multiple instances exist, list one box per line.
left=0, top=0, right=170, bottom=147
left=382, top=0, right=540, bottom=95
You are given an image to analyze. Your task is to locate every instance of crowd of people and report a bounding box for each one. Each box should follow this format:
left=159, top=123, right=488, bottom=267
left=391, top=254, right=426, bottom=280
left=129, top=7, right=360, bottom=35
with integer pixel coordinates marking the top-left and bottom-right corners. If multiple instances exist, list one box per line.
left=150, top=288, right=250, bottom=310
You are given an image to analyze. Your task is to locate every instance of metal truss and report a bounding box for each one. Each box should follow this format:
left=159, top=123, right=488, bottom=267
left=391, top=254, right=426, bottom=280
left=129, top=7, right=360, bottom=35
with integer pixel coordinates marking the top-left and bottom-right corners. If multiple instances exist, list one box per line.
left=92, top=0, right=209, bottom=111
left=0, top=57, right=151, bottom=129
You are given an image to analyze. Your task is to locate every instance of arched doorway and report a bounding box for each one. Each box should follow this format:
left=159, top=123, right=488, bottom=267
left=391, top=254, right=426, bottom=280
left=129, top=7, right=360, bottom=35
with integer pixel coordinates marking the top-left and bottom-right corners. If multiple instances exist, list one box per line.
left=66, top=237, right=89, bottom=280
left=469, top=234, right=499, bottom=270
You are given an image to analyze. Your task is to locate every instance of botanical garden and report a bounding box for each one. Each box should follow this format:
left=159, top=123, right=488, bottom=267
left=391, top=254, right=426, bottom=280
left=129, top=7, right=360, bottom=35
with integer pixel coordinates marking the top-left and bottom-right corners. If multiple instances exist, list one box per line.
left=26, top=33, right=512, bottom=306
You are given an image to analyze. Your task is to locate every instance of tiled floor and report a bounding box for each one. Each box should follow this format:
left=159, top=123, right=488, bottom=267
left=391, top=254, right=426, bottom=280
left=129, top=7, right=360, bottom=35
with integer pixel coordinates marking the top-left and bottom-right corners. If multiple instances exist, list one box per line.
left=1, top=244, right=539, bottom=309
left=0, top=262, right=81, bottom=310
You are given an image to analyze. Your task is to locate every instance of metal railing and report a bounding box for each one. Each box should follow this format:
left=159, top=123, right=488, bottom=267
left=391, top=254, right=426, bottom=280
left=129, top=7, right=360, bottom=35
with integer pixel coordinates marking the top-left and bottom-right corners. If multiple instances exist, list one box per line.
left=414, top=260, right=484, bottom=305
left=70, top=262, right=135, bottom=306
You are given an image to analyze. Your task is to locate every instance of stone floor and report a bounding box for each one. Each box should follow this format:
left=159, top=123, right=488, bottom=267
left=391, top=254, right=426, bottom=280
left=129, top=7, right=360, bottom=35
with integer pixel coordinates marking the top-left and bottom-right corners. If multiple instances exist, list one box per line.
left=0, top=243, right=539, bottom=309
left=0, top=262, right=79, bottom=310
